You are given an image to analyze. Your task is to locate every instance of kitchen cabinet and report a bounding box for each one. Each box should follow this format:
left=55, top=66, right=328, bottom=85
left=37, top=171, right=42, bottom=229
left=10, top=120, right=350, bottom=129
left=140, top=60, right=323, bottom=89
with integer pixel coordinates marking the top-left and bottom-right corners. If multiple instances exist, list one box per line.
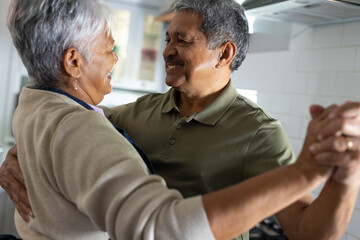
left=106, top=0, right=166, bottom=93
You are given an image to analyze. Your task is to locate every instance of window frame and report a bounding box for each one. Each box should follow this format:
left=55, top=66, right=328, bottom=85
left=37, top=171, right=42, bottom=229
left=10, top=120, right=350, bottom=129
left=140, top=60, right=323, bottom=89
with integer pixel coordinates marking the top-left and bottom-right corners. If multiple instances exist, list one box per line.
left=106, top=1, right=166, bottom=93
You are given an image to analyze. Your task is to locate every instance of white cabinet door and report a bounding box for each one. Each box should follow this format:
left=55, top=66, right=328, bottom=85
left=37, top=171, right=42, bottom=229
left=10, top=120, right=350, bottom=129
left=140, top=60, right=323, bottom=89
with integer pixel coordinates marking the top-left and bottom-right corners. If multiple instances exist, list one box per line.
left=106, top=1, right=166, bottom=92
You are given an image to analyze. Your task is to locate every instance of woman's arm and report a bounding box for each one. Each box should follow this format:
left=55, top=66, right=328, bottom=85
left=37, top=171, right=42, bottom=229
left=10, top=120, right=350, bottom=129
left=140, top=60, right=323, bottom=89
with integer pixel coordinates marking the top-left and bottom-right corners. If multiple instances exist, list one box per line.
left=1, top=103, right=356, bottom=240
left=46, top=105, right=334, bottom=239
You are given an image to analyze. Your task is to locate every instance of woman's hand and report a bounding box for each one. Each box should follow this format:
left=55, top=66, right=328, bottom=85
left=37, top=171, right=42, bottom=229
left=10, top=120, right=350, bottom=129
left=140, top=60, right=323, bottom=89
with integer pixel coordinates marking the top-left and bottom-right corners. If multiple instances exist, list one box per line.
left=293, top=104, right=340, bottom=182
left=310, top=102, right=360, bottom=187
left=0, top=144, right=34, bottom=221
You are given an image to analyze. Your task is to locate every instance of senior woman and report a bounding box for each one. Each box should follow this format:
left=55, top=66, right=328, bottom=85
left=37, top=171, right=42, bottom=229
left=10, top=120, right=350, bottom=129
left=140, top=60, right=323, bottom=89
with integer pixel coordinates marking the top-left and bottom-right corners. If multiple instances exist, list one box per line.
left=5, top=0, right=360, bottom=239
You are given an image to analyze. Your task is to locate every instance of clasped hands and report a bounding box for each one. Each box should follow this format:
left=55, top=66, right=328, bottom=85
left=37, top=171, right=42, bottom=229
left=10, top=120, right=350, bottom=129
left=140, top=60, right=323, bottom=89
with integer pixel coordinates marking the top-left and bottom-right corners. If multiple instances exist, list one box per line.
left=1, top=101, right=360, bottom=223
left=308, top=102, right=360, bottom=187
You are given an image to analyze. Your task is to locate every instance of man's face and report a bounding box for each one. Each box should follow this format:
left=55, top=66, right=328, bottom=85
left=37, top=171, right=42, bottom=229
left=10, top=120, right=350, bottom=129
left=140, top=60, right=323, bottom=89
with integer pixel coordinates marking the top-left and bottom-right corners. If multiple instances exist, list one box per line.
left=163, top=11, right=220, bottom=96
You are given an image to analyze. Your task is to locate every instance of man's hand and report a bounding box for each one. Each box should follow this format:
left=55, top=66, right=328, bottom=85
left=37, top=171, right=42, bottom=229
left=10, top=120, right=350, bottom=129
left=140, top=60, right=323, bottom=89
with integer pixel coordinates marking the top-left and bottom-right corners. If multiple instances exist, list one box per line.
left=0, top=145, right=34, bottom=221
left=310, top=102, right=360, bottom=187
left=294, top=104, right=339, bottom=181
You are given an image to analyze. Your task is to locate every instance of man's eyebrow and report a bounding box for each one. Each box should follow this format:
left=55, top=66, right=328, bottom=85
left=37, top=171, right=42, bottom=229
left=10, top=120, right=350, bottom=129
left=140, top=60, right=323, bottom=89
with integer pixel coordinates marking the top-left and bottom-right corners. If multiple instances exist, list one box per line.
left=165, top=31, right=192, bottom=39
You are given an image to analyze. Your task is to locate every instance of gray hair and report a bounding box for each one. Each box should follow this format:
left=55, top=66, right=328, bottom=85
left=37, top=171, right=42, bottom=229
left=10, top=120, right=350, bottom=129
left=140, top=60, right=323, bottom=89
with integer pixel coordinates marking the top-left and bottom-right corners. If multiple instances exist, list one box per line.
left=7, top=0, right=111, bottom=88
left=173, top=0, right=250, bottom=71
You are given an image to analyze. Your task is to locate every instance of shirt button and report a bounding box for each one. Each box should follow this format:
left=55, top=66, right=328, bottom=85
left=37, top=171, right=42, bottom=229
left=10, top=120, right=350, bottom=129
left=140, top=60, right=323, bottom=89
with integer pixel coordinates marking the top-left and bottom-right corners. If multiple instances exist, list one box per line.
left=169, top=138, right=176, bottom=145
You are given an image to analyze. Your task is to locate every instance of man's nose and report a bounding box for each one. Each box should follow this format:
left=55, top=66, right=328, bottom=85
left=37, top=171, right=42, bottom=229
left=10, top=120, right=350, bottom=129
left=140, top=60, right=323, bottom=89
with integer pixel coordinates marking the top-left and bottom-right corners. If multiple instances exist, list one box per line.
left=163, top=43, right=177, bottom=59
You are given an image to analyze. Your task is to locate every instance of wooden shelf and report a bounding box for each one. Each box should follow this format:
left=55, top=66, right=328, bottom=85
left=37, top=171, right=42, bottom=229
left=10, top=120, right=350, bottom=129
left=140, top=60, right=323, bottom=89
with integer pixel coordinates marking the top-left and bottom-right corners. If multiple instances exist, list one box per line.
left=155, top=11, right=175, bottom=22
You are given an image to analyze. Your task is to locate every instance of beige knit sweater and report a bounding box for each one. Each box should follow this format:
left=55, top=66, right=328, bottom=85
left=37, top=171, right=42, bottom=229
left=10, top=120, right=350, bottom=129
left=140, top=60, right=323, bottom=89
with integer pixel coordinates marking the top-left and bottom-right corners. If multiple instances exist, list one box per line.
left=13, top=87, right=214, bottom=240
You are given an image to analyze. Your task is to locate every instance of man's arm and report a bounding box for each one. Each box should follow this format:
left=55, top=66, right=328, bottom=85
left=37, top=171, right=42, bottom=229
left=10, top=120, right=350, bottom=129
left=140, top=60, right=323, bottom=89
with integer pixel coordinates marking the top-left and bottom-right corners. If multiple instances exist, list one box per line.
left=0, top=145, right=34, bottom=221
left=276, top=102, right=360, bottom=240
left=276, top=176, right=357, bottom=240
left=202, top=104, right=340, bottom=240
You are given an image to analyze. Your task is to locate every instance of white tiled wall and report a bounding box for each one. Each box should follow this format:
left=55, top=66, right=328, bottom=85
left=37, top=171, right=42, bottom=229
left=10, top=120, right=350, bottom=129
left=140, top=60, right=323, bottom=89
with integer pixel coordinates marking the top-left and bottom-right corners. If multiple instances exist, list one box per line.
left=232, top=20, right=360, bottom=239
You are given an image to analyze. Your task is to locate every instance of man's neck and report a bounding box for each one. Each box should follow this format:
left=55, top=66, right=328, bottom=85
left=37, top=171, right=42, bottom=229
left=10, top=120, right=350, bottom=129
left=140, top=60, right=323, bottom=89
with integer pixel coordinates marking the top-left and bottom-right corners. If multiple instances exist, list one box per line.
left=177, top=81, right=230, bottom=117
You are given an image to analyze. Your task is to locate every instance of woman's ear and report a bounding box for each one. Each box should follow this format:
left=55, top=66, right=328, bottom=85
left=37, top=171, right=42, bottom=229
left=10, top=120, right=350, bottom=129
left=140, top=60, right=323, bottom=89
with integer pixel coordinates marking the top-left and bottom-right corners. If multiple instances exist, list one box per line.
left=62, top=47, right=81, bottom=79
left=216, top=41, right=237, bottom=70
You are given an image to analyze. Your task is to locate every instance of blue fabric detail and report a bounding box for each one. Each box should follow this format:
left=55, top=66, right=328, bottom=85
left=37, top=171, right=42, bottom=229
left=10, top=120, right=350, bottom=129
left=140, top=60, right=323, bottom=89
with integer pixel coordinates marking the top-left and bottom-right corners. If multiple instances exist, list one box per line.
left=0, top=235, right=21, bottom=240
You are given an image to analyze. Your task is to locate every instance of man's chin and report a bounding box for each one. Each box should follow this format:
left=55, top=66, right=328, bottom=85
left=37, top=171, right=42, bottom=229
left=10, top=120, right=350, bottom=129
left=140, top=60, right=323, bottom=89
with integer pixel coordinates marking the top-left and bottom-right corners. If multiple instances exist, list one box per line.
left=165, top=77, right=184, bottom=88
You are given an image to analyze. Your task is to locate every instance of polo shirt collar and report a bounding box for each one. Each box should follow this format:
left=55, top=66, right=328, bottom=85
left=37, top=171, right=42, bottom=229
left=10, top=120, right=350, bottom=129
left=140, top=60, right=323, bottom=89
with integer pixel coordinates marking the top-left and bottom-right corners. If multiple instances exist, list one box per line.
left=162, top=88, right=181, bottom=114
left=161, top=82, right=238, bottom=126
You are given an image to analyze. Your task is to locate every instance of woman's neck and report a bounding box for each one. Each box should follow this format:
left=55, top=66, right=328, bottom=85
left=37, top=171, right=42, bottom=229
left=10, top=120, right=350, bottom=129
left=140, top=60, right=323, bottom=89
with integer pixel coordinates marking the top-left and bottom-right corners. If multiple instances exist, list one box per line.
left=65, top=87, right=98, bottom=106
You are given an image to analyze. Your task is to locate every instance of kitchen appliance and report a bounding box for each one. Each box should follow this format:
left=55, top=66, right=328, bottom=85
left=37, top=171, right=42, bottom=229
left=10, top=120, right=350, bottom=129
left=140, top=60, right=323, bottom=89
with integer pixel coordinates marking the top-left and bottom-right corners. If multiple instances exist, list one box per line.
left=243, top=0, right=360, bottom=25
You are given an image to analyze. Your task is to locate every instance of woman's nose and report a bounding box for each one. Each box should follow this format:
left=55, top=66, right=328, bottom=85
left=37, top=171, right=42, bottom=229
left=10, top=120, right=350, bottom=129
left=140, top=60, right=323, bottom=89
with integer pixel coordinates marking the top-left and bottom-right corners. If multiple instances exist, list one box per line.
left=113, top=51, right=119, bottom=63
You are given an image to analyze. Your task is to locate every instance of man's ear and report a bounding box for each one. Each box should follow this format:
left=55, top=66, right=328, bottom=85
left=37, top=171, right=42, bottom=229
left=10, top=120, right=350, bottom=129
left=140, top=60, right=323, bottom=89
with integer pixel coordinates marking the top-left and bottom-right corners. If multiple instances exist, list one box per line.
left=62, top=47, right=82, bottom=79
left=216, top=41, right=237, bottom=70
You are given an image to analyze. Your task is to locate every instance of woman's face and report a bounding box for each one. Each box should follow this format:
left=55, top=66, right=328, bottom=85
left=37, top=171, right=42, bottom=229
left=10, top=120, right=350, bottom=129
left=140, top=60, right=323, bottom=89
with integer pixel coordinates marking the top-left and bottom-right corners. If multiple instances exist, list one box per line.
left=79, top=31, right=118, bottom=105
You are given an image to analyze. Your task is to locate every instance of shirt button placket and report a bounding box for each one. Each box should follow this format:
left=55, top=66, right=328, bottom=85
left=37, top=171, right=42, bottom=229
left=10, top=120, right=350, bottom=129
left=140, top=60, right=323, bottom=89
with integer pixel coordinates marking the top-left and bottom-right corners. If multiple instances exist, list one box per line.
left=170, top=120, right=182, bottom=146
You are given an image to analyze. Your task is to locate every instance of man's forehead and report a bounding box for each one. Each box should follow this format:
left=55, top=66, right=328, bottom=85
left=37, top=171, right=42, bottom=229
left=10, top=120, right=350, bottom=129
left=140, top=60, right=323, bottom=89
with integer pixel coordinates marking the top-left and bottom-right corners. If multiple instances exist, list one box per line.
left=167, top=15, right=203, bottom=37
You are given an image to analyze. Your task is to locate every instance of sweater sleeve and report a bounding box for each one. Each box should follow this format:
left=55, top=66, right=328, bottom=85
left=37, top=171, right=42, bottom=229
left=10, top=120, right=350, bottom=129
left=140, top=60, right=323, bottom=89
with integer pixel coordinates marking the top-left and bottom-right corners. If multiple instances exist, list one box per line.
left=49, top=111, right=215, bottom=240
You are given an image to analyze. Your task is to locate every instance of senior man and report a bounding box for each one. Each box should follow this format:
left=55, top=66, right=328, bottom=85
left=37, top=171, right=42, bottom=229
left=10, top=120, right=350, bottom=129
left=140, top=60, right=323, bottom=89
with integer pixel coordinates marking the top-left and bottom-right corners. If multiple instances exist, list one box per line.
left=103, top=1, right=360, bottom=239
left=1, top=0, right=360, bottom=239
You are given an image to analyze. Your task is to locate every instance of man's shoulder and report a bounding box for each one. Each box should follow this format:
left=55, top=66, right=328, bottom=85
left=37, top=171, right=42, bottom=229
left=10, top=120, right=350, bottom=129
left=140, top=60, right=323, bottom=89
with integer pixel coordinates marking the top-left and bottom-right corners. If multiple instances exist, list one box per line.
left=136, top=91, right=169, bottom=103
left=128, top=91, right=171, bottom=111
left=230, top=94, right=277, bottom=124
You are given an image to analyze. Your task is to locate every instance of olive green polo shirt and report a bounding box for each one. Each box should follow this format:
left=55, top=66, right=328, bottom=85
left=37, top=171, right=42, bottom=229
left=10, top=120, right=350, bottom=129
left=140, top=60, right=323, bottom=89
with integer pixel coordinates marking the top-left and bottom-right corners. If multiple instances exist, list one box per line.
left=106, top=83, right=295, bottom=240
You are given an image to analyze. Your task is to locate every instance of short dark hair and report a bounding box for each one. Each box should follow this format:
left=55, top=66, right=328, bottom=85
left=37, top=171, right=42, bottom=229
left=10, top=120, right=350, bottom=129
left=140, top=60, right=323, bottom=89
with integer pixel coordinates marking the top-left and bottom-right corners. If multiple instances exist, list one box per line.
left=173, top=0, right=250, bottom=71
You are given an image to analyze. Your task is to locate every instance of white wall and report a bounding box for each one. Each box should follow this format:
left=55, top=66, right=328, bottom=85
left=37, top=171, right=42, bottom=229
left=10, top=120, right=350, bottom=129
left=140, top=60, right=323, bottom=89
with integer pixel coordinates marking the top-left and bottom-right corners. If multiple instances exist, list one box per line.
left=0, top=0, right=27, bottom=147
left=0, top=1, right=22, bottom=236
left=0, top=0, right=13, bottom=146
left=232, top=20, right=360, bottom=240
